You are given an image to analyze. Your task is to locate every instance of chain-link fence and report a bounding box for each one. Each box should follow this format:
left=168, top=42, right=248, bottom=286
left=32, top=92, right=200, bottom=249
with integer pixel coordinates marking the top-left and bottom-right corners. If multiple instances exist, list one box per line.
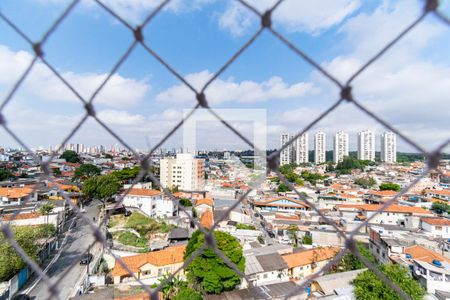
left=0, top=0, right=449, bottom=299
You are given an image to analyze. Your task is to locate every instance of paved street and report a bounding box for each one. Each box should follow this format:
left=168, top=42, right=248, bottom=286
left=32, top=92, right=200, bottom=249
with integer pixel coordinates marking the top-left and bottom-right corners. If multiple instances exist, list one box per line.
left=24, top=202, right=101, bottom=300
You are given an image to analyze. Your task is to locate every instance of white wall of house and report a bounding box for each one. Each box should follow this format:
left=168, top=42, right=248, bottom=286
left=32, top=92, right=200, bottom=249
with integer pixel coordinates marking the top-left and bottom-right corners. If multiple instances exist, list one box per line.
left=155, top=198, right=177, bottom=218
left=123, top=194, right=161, bottom=218
left=421, top=222, right=450, bottom=238
left=2, top=213, right=59, bottom=227
left=248, top=270, right=289, bottom=287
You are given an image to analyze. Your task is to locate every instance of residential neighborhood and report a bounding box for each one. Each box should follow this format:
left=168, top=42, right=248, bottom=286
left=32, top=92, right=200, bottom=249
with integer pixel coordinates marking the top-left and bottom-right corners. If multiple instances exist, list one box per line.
left=0, top=142, right=450, bottom=300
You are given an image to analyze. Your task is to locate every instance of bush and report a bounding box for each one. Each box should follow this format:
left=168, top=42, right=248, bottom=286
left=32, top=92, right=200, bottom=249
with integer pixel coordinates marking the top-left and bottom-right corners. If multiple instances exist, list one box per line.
left=117, top=231, right=148, bottom=248
left=302, top=235, right=312, bottom=245
left=236, top=223, right=256, bottom=230
left=172, top=287, right=202, bottom=300
left=179, top=198, right=193, bottom=207
left=379, top=183, right=401, bottom=192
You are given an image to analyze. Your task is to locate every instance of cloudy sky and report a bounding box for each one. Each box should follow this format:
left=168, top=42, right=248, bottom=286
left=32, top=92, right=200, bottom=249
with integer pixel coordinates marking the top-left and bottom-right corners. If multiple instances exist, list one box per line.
left=0, top=0, right=449, bottom=153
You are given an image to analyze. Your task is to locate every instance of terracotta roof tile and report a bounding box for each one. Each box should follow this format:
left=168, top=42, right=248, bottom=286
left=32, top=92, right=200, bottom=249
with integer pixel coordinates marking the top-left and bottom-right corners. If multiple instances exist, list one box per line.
left=337, top=204, right=432, bottom=215
left=124, top=189, right=161, bottom=197
left=421, top=217, right=450, bottom=226
left=195, top=198, right=214, bottom=207
left=282, top=247, right=340, bottom=268
left=0, top=187, right=33, bottom=199
left=405, top=245, right=450, bottom=264
left=111, top=245, right=186, bottom=277
left=200, top=210, right=213, bottom=229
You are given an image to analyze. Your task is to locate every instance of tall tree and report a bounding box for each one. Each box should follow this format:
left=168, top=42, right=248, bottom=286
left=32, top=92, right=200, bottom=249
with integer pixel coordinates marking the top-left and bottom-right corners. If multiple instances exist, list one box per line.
left=60, top=150, right=80, bottom=163
left=82, top=174, right=121, bottom=204
left=185, top=230, right=245, bottom=294
left=39, top=203, right=55, bottom=224
left=74, top=164, right=101, bottom=181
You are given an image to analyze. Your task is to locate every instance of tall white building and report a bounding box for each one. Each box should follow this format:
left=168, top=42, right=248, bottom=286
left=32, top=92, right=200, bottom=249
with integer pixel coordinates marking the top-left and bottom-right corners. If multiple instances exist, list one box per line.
left=280, top=133, right=292, bottom=166
left=333, top=131, right=349, bottom=163
left=357, top=130, right=375, bottom=161
left=314, top=131, right=326, bottom=164
left=160, top=153, right=205, bottom=191
left=296, top=133, right=309, bottom=164
left=381, top=131, right=397, bottom=163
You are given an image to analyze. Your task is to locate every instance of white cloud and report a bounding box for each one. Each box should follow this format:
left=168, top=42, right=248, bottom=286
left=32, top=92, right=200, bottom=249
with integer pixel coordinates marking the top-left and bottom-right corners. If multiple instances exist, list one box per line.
left=40, top=0, right=215, bottom=25
left=280, top=0, right=450, bottom=151
left=156, top=70, right=314, bottom=104
left=0, top=45, right=150, bottom=109
left=97, top=109, right=146, bottom=125
left=218, top=0, right=361, bottom=36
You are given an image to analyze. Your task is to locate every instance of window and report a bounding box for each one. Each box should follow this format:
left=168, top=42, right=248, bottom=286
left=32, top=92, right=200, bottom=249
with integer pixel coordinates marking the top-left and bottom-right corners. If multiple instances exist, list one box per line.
left=435, top=226, right=442, bottom=230
left=263, top=274, right=268, bottom=279
left=158, top=268, right=162, bottom=276
left=142, top=270, right=151, bottom=276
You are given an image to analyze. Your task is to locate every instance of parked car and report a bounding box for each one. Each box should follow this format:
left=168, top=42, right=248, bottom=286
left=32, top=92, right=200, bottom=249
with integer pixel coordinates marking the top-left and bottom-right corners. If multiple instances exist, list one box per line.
left=80, top=253, right=93, bottom=265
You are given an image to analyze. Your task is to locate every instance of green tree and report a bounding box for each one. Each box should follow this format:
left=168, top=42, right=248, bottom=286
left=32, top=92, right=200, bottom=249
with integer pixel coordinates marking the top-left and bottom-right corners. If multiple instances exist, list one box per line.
left=354, top=177, right=377, bottom=188
left=329, top=242, right=376, bottom=273
left=287, top=225, right=299, bottom=246
left=111, top=167, right=140, bottom=182
left=60, top=150, right=80, bottom=163
left=0, top=225, right=55, bottom=281
left=82, top=174, right=121, bottom=204
left=74, top=164, right=101, bottom=181
left=178, top=198, right=193, bottom=207
left=277, top=183, right=290, bottom=193
left=353, top=264, right=425, bottom=300
left=431, top=202, right=450, bottom=214
left=52, top=168, right=61, bottom=177
left=185, top=230, right=244, bottom=294
left=158, top=274, right=188, bottom=300
left=172, top=287, right=202, bottom=300
left=301, top=235, right=312, bottom=245
left=0, top=168, right=13, bottom=181
left=379, top=182, right=401, bottom=192
left=39, top=203, right=55, bottom=224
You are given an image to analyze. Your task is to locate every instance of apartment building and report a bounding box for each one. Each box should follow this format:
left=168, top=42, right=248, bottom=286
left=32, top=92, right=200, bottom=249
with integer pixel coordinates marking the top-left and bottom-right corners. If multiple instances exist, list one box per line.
left=314, top=131, right=326, bottom=164
left=160, top=153, right=205, bottom=191
left=280, top=133, right=292, bottom=166
left=381, top=131, right=397, bottom=163
left=357, top=130, right=375, bottom=161
left=296, top=133, right=309, bottom=164
left=333, top=131, right=349, bottom=163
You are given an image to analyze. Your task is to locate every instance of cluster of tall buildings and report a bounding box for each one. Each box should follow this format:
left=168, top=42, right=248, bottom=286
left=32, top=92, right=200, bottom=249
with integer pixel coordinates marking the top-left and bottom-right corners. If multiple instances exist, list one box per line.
left=280, top=130, right=397, bottom=165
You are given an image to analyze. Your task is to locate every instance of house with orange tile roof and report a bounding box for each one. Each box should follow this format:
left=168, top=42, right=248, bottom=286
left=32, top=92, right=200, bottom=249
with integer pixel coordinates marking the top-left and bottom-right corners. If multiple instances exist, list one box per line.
left=420, top=217, right=450, bottom=238
left=337, top=203, right=432, bottom=228
left=407, top=245, right=450, bottom=294
left=112, top=245, right=186, bottom=285
left=282, top=247, right=340, bottom=280
left=195, top=197, right=214, bottom=215
left=253, top=197, right=311, bottom=213
left=1, top=211, right=60, bottom=227
left=0, top=187, right=37, bottom=205
left=425, top=189, right=450, bottom=202
left=364, top=190, right=398, bottom=204
left=122, top=188, right=177, bottom=218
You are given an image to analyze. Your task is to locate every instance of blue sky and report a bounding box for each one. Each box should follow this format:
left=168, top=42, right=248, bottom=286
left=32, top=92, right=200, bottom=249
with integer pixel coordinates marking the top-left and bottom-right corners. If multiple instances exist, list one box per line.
left=0, top=0, right=449, bottom=153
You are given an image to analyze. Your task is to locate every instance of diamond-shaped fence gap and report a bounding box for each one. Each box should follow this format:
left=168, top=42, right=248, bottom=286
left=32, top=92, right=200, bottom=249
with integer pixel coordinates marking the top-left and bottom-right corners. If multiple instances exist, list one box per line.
left=0, top=0, right=78, bottom=43
left=40, top=4, right=137, bottom=87
left=138, top=2, right=259, bottom=84
left=0, top=73, right=88, bottom=155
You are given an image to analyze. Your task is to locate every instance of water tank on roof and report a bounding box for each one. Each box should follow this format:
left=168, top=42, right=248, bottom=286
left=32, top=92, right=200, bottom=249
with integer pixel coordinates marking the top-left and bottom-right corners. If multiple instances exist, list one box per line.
left=432, top=259, right=442, bottom=267
left=405, top=254, right=412, bottom=259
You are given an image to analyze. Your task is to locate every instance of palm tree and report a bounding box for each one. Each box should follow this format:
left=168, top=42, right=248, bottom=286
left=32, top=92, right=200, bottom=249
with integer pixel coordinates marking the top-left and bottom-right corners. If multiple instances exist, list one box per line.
left=39, top=203, right=55, bottom=224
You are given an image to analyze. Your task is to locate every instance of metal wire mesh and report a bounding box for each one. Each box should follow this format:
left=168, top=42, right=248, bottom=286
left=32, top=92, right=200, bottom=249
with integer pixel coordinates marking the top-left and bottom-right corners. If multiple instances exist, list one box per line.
left=0, top=0, right=449, bottom=299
